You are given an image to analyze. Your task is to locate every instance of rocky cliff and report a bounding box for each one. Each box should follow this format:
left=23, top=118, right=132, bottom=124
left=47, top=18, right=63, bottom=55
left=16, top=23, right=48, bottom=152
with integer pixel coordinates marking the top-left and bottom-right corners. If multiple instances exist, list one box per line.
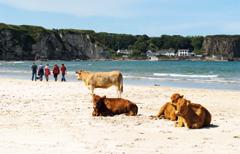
left=1, top=23, right=240, bottom=60
left=0, top=23, right=109, bottom=60
left=203, top=35, right=240, bottom=58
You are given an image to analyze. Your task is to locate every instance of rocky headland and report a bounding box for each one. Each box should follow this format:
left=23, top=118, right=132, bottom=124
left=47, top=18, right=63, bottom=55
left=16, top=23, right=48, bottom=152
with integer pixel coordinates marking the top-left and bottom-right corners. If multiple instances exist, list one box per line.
left=1, top=23, right=240, bottom=60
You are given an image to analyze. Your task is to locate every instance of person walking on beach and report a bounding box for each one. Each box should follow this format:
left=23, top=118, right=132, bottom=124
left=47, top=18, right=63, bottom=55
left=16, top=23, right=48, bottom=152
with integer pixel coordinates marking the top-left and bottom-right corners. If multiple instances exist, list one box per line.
left=52, top=64, right=60, bottom=82
left=61, top=64, right=67, bottom=82
left=44, top=64, right=51, bottom=82
left=31, top=62, right=37, bottom=81
left=37, top=63, right=44, bottom=81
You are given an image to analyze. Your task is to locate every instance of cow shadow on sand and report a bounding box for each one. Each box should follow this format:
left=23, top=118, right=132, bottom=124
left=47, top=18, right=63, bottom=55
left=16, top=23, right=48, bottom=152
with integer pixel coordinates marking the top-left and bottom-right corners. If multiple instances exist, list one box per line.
left=202, top=124, right=219, bottom=129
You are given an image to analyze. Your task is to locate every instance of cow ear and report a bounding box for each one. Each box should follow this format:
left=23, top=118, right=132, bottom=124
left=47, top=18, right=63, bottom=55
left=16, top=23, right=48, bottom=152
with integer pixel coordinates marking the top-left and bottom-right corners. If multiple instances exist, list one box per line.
left=180, top=95, right=184, bottom=98
left=75, top=71, right=78, bottom=74
left=102, top=95, right=106, bottom=99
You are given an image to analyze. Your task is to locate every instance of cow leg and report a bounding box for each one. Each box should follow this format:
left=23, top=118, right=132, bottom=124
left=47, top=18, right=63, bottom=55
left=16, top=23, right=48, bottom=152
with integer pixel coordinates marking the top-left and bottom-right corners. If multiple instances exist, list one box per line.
left=88, top=86, right=94, bottom=95
left=118, top=91, right=121, bottom=98
left=91, top=87, right=94, bottom=95
left=116, top=87, right=120, bottom=98
left=115, top=85, right=120, bottom=98
left=156, top=103, right=167, bottom=117
left=125, top=110, right=137, bottom=116
left=175, top=117, right=184, bottom=127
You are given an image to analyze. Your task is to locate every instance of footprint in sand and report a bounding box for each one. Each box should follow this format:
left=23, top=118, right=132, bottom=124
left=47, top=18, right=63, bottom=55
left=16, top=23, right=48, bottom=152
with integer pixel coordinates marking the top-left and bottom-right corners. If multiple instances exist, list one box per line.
left=134, top=138, right=145, bottom=141
left=167, top=137, right=178, bottom=140
left=233, top=135, right=240, bottom=139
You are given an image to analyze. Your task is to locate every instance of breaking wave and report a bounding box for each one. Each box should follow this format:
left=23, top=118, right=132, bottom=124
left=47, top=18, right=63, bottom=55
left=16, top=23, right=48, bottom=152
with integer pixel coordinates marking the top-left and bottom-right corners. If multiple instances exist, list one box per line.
left=153, top=73, right=218, bottom=78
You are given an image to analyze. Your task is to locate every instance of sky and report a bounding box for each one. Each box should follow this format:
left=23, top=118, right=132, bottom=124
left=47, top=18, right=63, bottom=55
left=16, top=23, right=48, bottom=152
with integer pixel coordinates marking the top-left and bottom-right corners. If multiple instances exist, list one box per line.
left=0, top=0, right=240, bottom=36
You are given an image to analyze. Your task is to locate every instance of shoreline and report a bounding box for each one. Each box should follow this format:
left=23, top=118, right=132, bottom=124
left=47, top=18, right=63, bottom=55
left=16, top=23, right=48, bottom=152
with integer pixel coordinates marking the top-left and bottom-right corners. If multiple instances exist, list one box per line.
left=1, top=75, right=240, bottom=92
left=1, top=58, right=240, bottom=62
left=1, top=60, right=240, bottom=91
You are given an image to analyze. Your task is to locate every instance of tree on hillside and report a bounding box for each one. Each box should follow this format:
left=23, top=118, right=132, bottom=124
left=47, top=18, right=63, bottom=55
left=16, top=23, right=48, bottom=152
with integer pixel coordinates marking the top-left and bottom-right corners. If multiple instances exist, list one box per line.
left=190, top=36, right=204, bottom=52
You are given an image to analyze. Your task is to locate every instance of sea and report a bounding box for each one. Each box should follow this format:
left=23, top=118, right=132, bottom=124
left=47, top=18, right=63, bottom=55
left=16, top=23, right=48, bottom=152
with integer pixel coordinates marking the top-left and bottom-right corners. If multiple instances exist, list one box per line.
left=0, top=60, right=240, bottom=90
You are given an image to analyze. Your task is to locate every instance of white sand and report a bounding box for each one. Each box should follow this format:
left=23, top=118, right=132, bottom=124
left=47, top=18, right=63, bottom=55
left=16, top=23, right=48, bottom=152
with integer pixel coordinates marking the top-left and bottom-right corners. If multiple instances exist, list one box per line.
left=0, top=78, right=240, bottom=154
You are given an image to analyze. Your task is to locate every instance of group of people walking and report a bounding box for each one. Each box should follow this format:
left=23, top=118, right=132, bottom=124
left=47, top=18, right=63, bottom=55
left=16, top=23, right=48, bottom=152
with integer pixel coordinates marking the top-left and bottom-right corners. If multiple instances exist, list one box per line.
left=31, top=63, right=67, bottom=82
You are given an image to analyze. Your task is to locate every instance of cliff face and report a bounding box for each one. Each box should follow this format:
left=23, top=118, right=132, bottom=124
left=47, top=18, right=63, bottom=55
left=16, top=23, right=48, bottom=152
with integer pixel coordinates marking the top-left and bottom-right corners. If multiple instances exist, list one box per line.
left=2, top=23, right=240, bottom=60
left=203, top=35, right=240, bottom=58
left=0, top=24, right=109, bottom=60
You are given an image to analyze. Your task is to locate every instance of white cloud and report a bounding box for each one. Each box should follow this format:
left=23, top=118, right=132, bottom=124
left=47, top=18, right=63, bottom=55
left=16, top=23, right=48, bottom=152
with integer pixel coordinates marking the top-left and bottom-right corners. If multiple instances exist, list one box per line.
left=0, top=0, right=140, bottom=17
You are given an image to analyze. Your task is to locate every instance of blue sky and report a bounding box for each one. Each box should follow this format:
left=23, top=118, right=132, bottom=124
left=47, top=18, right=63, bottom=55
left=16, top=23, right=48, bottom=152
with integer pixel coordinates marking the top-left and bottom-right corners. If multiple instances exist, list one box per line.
left=0, top=0, right=240, bottom=36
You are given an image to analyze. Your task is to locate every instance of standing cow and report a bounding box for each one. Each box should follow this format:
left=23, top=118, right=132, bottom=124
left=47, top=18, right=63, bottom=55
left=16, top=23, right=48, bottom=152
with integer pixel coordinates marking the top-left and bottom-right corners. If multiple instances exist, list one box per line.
left=76, top=70, right=123, bottom=97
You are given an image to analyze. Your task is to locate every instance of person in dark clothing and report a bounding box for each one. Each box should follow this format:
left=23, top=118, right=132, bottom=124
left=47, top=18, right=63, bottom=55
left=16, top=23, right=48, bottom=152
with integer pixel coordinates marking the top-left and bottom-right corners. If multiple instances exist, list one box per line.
left=61, top=64, right=67, bottom=82
left=37, top=63, right=44, bottom=81
left=31, top=62, right=37, bottom=81
left=52, top=64, right=60, bottom=82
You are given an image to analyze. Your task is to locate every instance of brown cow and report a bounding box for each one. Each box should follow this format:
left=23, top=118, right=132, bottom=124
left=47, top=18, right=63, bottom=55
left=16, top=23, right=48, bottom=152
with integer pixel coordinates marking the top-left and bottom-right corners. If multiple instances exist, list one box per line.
left=174, top=95, right=212, bottom=129
left=151, top=93, right=183, bottom=120
left=76, top=70, right=123, bottom=97
left=92, top=94, right=138, bottom=116
left=155, top=102, right=177, bottom=121
left=171, top=93, right=184, bottom=104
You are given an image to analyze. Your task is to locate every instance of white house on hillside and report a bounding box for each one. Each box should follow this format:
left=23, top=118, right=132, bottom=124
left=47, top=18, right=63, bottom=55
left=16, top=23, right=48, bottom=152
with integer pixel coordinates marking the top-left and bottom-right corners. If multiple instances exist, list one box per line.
left=146, top=50, right=159, bottom=61
left=146, top=50, right=160, bottom=56
left=158, top=50, right=176, bottom=57
left=177, top=49, right=190, bottom=56
left=116, top=49, right=132, bottom=55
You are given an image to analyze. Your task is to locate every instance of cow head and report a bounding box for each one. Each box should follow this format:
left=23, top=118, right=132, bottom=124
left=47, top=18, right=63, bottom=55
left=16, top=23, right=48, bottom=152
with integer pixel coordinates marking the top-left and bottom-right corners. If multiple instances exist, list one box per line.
left=75, top=70, right=83, bottom=80
left=171, top=93, right=184, bottom=104
left=175, top=99, right=190, bottom=116
left=92, top=94, right=106, bottom=116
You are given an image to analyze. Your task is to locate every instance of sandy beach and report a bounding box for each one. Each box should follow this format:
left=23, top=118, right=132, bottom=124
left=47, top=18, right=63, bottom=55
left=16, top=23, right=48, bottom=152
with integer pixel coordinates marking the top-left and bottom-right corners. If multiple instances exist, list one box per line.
left=0, top=78, right=240, bottom=154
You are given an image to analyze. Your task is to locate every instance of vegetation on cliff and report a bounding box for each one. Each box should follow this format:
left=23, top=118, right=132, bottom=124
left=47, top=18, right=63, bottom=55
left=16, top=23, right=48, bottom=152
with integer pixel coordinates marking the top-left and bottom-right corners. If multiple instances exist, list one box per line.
left=0, top=23, right=240, bottom=60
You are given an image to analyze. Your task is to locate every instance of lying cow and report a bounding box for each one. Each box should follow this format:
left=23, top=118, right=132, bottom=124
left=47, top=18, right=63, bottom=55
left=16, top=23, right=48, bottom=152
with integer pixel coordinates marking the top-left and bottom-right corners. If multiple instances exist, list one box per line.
left=150, top=93, right=183, bottom=120
left=76, top=70, right=123, bottom=97
left=92, top=94, right=138, bottom=116
left=173, top=93, right=212, bottom=129
left=155, top=102, right=177, bottom=121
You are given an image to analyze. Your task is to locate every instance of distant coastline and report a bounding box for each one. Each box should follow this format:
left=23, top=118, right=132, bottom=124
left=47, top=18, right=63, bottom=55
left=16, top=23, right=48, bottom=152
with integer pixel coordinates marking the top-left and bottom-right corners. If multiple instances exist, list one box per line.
left=1, top=23, right=240, bottom=61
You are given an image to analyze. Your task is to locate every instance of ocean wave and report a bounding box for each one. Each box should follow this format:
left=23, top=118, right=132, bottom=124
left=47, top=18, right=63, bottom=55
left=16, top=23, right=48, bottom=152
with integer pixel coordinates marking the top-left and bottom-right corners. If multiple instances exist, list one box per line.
left=123, top=75, right=183, bottom=81
left=0, top=70, right=30, bottom=74
left=123, top=74, right=240, bottom=84
left=6, top=61, right=25, bottom=64
left=153, top=73, right=218, bottom=78
left=186, top=78, right=240, bottom=84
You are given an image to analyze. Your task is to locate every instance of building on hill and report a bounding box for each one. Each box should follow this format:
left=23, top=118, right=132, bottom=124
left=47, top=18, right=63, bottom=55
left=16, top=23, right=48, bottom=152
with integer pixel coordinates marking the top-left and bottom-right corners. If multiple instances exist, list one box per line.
left=146, top=50, right=159, bottom=61
left=158, top=49, right=176, bottom=57
left=116, top=49, right=132, bottom=55
left=146, top=50, right=157, bottom=57
left=177, top=49, right=190, bottom=57
left=149, top=56, right=158, bottom=61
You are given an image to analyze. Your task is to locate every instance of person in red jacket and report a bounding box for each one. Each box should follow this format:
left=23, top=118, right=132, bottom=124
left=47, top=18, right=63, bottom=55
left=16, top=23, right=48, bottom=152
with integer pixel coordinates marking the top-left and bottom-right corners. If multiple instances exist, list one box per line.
left=52, top=64, right=60, bottom=82
left=44, top=64, right=51, bottom=82
left=61, top=64, right=67, bottom=82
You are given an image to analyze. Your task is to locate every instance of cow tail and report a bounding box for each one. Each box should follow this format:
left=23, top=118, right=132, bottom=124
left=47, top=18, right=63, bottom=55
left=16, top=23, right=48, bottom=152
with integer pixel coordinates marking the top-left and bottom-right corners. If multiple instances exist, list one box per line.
left=119, top=73, right=123, bottom=93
